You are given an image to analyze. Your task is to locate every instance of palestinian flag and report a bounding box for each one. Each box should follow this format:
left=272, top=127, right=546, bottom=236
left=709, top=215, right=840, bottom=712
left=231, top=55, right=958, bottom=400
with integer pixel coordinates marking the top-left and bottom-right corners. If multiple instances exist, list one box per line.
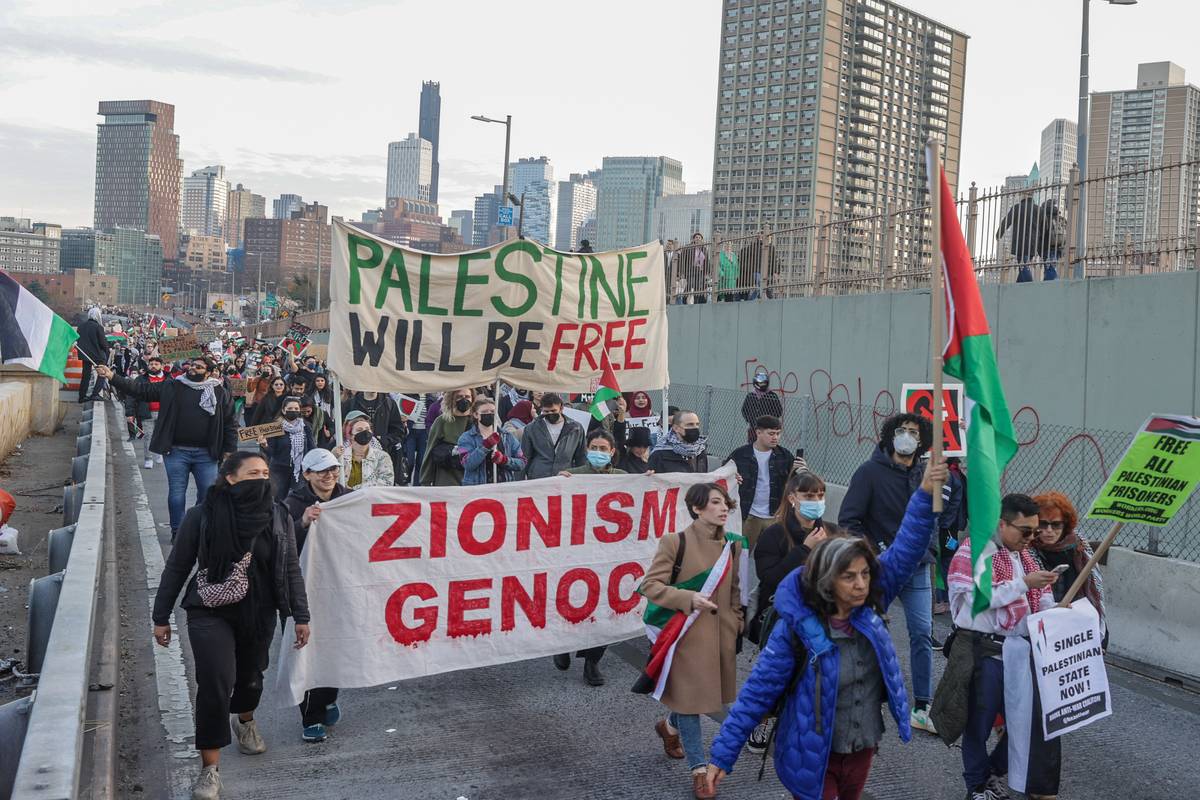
left=589, top=350, right=622, bottom=421
left=1145, top=416, right=1200, bottom=441
left=0, top=270, right=80, bottom=382
left=927, top=150, right=1018, bottom=616
left=154, top=316, right=167, bottom=335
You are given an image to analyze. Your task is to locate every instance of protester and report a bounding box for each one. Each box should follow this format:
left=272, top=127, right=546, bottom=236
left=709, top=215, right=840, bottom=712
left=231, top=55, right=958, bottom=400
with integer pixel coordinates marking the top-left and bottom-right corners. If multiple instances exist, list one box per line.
left=1037, top=200, right=1065, bottom=281
left=76, top=307, right=111, bottom=402
left=420, top=388, right=474, bottom=486
left=934, top=457, right=967, bottom=616
left=741, top=368, right=784, bottom=442
left=839, top=412, right=938, bottom=733
left=401, top=392, right=430, bottom=486
left=641, top=482, right=745, bottom=799
left=679, top=232, right=709, bottom=303
left=626, top=390, right=655, bottom=418
left=283, top=448, right=350, bottom=743
left=1032, top=491, right=1105, bottom=632
left=250, top=376, right=288, bottom=426
left=152, top=451, right=309, bottom=800
left=521, top=392, right=587, bottom=479
left=125, top=354, right=167, bottom=469
left=618, top=426, right=655, bottom=475
left=717, top=235, right=739, bottom=301
left=648, top=410, right=709, bottom=474
left=344, top=390, right=406, bottom=482
left=97, top=357, right=237, bottom=541
left=706, top=459, right=946, bottom=800
left=259, top=397, right=314, bottom=502
left=455, top=396, right=526, bottom=485
left=724, top=415, right=799, bottom=551
left=996, top=191, right=1042, bottom=283
left=938, top=493, right=1061, bottom=800
left=338, top=412, right=394, bottom=489
left=502, top=399, right=536, bottom=441
left=736, top=234, right=778, bottom=300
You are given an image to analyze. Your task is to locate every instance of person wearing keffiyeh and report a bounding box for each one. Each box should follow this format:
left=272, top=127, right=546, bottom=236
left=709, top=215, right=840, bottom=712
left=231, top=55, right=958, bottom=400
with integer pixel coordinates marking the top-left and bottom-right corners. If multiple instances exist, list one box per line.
left=258, top=397, right=315, bottom=502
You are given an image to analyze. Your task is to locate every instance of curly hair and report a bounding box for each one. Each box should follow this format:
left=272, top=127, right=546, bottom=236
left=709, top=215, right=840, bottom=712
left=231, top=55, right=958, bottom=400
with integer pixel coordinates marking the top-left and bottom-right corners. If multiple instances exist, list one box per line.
left=1032, top=491, right=1078, bottom=541
left=878, top=412, right=934, bottom=458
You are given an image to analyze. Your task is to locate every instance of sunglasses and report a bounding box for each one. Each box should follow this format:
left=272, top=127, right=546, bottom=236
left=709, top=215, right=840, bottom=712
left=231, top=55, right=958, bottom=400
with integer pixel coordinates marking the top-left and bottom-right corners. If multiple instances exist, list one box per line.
left=1008, top=522, right=1039, bottom=538
left=1037, top=521, right=1065, bottom=531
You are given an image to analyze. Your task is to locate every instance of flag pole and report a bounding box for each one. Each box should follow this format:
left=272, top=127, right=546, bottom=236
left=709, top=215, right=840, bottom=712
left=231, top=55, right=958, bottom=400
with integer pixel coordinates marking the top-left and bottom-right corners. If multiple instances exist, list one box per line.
left=927, top=136, right=945, bottom=512
left=1058, top=521, right=1122, bottom=607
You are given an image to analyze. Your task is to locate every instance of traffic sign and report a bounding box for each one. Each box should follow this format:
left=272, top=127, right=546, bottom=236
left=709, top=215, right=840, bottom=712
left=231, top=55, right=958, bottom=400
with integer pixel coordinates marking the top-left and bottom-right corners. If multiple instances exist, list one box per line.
left=497, top=206, right=514, bottom=227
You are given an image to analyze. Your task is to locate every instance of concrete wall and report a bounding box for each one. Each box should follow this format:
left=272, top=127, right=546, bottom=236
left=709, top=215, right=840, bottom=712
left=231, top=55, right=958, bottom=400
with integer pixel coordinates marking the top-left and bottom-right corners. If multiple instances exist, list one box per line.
left=0, top=382, right=32, bottom=462
left=0, top=366, right=64, bottom=435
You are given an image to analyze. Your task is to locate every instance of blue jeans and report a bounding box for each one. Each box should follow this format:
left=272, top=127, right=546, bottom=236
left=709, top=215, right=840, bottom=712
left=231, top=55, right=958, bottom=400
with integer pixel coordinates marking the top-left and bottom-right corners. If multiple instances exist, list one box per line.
left=962, top=655, right=1007, bottom=789
left=163, top=446, right=218, bottom=534
left=894, top=567, right=933, bottom=702
left=404, top=427, right=428, bottom=486
left=667, top=712, right=706, bottom=771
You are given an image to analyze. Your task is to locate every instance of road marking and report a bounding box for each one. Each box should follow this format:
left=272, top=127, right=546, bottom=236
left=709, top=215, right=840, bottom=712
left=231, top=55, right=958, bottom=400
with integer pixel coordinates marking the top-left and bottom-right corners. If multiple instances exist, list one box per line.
left=115, top=405, right=198, bottom=799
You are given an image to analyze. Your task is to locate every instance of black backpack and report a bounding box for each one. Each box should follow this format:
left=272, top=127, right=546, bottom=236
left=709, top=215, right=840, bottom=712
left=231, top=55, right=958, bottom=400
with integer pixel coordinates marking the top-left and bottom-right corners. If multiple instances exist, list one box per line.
left=756, top=630, right=810, bottom=780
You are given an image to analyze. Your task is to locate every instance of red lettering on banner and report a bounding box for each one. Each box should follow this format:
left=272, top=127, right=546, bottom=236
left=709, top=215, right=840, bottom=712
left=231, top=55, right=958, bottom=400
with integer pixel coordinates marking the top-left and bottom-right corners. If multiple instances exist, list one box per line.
left=384, top=582, right=437, bottom=645
left=459, top=499, right=507, bottom=556
left=594, top=491, right=635, bottom=543
left=447, top=578, right=493, bottom=638
left=516, top=496, right=562, bottom=550
left=547, top=324, right=578, bottom=371
left=638, top=488, right=679, bottom=540
left=500, top=573, right=548, bottom=631
left=369, top=503, right=422, bottom=561
left=429, top=501, right=448, bottom=558
left=573, top=323, right=603, bottom=371
left=570, top=493, right=588, bottom=546
left=555, top=568, right=601, bottom=623
left=623, top=317, right=647, bottom=370
left=548, top=319, right=648, bottom=372
left=603, top=321, right=626, bottom=362
left=607, top=562, right=645, bottom=614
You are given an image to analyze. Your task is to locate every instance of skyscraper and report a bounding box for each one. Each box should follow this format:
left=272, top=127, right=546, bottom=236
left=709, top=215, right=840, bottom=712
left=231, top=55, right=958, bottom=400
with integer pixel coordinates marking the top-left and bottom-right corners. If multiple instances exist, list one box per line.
left=1040, top=119, right=1078, bottom=190
left=653, top=191, right=713, bottom=245
left=419, top=81, right=442, bottom=204
left=243, top=202, right=331, bottom=291
left=226, top=183, right=266, bottom=249
left=710, top=0, right=968, bottom=280
left=556, top=171, right=599, bottom=252
left=1085, top=62, right=1200, bottom=271
left=449, top=210, right=474, bottom=244
left=93, top=99, right=182, bottom=265
left=509, top=157, right=557, bottom=246
left=473, top=186, right=503, bottom=247
left=386, top=133, right=434, bottom=203
left=596, top=156, right=684, bottom=250
left=181, top=164, right=230, bottom=240
left=273, top=194, right=304, bottom=220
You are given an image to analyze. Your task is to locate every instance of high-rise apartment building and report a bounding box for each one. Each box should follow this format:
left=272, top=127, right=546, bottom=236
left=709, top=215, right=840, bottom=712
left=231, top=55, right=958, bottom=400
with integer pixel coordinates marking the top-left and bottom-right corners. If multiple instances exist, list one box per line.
left=473, top=187, right=503, bottom=247
left=348, top=198, right=466, bottom=253
left=0, top=218, right=61, bottom=275
left=387, top=133, right=434, bottom=203
left=596, top=157, right=684, bottom=250
left=1040, top=119, right=1078, bottom=189
left=273, top=194, right=304, bottom=220
left=93, top=100, right=182, bottom=264
left=243, top=202, right=331, bottom=291
left=653, top=191, right=714, bottom=244
left=179, top=232, right=228, bottom=272
left=449, top=210, right=473, bottom=244
left=1086, top=62, right=1200, bottom=270
left=225, top=183, right=266, bottom=249
left=419, top=81, right=442, bottom=204
left=509, top=157, right=557, bottom=246
left=108, top=226, right=164, bottom=306
left=710, top=0, right=967, bottom=279
left=181, top=164, right=229, bottom=240
left=61, top=228, right=116, bottom=276
left=556, top=172, right=599, bottom=251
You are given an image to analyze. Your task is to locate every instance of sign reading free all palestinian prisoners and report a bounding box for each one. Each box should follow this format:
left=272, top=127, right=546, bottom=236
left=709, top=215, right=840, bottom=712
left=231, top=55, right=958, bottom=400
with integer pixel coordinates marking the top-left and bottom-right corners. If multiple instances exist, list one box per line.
left=1087, top=414, right=1200, bottom=526
left=326, top=221, right=669, bottom=393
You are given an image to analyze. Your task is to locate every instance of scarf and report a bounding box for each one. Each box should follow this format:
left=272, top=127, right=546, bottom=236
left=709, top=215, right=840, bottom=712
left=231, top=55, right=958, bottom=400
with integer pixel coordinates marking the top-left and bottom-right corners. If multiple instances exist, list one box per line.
left=650, top=427, right=707, bottom=459
left=282, top=417, right=307, bottom=479
left=197, top=479, right=274, bottom=584
left=991, top=545, right=1045, bottom=615
left=625, top=392, right=653, bottom=418
left=1036, top=532, right=1105, bottom=616
left=176, top=374, right=220, bottom=415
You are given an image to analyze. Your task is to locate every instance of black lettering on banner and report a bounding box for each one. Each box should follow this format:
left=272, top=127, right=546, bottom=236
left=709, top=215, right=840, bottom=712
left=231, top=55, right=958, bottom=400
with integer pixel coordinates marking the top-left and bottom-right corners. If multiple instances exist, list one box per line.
left=350, top=312, right=388, bottom=366
left=512, top=322, right=542, bottom=370
left=483, top=322, right=513, bottom=370
left=437, top=321, right=465, bottom=372
left=410, top=320, right=436, bottom=372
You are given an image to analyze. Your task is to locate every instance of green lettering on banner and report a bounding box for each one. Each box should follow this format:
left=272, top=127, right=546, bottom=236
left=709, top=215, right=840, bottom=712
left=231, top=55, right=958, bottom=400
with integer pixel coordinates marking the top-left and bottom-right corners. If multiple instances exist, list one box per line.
left=454, top=251, right=491, bottom=317
left=376, top=248, right=414, bottom=312
left=576, top=254, right=588, bottom=320
left=551, top=252, right=565, bottom=316
left=1087, top=414, right=1200, bottom=526
left=625, top=251, right=650, bottom=317
left=347, top=234, right=383, bottom=305
left=489, top=241, right=540, bottom=317
left=417, top=254, right=448, bottom=316
left=588, top=254, right=626, bottom=319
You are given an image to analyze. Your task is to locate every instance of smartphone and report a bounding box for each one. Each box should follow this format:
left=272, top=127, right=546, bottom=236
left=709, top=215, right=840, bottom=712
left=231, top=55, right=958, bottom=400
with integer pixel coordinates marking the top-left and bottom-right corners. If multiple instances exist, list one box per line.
left=797, top=448, right=805, bottom=459
left=1050, top=564, right=1070, bottom=575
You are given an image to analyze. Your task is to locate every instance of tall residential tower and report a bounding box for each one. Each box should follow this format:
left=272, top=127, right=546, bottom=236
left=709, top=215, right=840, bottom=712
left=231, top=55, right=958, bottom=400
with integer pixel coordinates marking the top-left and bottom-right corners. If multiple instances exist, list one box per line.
left=419, top=81, right=442, bottom=204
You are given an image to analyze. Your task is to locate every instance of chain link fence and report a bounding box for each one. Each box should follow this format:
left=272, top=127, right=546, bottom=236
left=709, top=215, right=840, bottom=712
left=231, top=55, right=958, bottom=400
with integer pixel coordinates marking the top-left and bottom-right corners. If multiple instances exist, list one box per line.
left=672, top=383, right=1200, bottom=563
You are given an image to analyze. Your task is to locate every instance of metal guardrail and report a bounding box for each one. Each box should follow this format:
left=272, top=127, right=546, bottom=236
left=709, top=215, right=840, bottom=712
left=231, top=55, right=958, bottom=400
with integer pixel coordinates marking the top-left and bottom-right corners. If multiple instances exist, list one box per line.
left=11, top=401, right=108, bottom=800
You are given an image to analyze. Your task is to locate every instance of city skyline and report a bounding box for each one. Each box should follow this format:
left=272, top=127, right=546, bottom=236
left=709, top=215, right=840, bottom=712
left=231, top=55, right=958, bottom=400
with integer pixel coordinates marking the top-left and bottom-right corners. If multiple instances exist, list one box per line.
left=0, top=0, right=1193, bottom=238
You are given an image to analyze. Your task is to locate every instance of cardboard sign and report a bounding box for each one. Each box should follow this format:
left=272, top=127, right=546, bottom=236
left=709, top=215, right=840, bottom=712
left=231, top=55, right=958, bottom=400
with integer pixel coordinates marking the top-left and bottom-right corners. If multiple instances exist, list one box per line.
left=193, top=326, right=219, bottom=345
left=237, top=421, right=285, bottom=442
left=901, top=383, right=966, bottom=457
left=158, top=334, right=201, bottom=360
left=227, top=377, right=249, bottom=397
left=625, top=414, right=662, bottom=429
left=1028, top=602, right=1112, bottom=739
left=281, top=322, right=313, bottom=357
left=1087, top=414, right=1200, bottom=525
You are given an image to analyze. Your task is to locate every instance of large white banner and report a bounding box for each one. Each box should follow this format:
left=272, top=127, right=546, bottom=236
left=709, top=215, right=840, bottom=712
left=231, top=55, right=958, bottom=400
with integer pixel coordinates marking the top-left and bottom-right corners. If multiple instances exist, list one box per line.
left=327, top=221, right=669, bottom=393
left=277, top=463, right=740, bottom=705
left=1028, top=601, right=1112, bottom=740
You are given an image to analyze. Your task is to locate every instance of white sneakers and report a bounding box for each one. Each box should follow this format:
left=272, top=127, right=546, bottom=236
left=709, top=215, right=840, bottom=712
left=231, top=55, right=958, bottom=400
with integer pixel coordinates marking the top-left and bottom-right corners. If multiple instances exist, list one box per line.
left=191, top=765, right=221, bottom=800
left=143, top=458, right=153, bottom=469
left=231, top=715, right=267, bottom=755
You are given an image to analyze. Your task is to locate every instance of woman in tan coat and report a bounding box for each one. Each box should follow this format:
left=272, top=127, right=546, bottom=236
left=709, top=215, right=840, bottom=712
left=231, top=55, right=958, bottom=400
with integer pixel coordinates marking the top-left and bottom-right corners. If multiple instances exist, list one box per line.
left=641, top=482, right=744, bottom=799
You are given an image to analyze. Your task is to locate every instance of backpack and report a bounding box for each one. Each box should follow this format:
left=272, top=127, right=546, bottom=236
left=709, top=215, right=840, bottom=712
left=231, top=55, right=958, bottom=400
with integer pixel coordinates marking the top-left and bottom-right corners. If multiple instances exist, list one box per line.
left=756, top=631, right=811, bottom=780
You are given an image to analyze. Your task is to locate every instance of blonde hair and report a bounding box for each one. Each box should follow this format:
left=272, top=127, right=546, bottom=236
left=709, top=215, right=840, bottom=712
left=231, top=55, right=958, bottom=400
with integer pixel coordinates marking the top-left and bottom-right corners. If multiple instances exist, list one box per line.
left=440, top=388, right=475, bottom=422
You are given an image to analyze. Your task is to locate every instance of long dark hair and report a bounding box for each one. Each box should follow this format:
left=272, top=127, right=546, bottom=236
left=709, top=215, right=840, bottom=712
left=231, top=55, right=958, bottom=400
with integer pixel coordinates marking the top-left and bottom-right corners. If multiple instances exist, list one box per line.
left=801, top=536, right=884, bottom=619
left=773, top=470, right=827, bottom=526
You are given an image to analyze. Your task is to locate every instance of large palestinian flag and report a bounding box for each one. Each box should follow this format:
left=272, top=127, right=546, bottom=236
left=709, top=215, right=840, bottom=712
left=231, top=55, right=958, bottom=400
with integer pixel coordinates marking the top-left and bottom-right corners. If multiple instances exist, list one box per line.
left=0, top=270, right=79, bottom=382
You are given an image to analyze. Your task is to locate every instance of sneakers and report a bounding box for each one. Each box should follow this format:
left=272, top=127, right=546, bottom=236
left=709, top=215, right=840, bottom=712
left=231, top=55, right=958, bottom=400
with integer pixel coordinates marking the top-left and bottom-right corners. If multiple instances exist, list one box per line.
left=910, top=706, right=938, bottom=734
left=143, top=458, right=153, bottom=469
left=302, top=722, right=327, bottom=743
left=230, top=715, right=266, bottom=755
left=191, top=765, right=222, bottom=800
left=747, top=719, right=772, bottom=754
left=966, top=788, right=990, bottom=800
left=986, top=775, right=1011, bottom=799
left=325, top=702, right=341, bottom=726
left=930, top=633, right=945, bottom=651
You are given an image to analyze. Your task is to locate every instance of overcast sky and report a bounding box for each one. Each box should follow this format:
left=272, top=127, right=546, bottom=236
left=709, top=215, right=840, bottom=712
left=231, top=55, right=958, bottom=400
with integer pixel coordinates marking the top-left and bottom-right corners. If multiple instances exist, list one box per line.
left=0, top=0, right=1191, bottom=229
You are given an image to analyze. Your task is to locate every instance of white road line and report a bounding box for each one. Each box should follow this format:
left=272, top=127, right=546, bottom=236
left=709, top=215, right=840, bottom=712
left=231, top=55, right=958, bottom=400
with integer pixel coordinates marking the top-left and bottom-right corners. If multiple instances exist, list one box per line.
left=114, top=404, right=198, bottom=799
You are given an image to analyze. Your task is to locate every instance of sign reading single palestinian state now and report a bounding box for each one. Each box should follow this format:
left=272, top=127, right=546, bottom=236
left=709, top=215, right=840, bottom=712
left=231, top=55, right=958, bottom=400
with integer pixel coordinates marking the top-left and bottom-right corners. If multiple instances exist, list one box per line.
left=326, top=221, right=668, bottom=393
left=901, top=382, right=966, bottom=457
left=1028, top=601, right=1111, bottom=739
left=1087, top=414, right=1200, bottom=525
left=276, top=462, right=740, bottom=704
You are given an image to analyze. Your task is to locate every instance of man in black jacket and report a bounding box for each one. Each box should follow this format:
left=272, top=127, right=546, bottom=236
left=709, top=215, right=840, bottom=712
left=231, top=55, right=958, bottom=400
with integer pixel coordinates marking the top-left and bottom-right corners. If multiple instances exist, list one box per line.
left=75, top=307, right=110, bottom=402
left=723, top=415, right=802, bottom=550
left=647, top=409, right=709, bottom=474
left=97, top=356, right=238, bottom=539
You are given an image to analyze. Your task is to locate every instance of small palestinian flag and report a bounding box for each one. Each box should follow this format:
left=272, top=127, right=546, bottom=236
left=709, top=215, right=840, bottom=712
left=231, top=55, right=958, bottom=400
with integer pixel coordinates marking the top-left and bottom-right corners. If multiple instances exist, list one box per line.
left=152, top=316, right=167, bottom=335
left=589, top=350, right=622, bottom=421
left=0, top=270, right=79, bottom=382
left=1145, top=416, right=1200, bottom=441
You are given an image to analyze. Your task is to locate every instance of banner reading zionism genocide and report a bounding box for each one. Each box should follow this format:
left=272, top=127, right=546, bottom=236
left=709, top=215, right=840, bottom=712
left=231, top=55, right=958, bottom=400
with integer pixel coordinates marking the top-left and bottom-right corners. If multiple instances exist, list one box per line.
left=1087, top=414, right=1200, bottom=526
left=326, top=221, right=668, bottom=393
left=276, top=463, right=739, bottom=705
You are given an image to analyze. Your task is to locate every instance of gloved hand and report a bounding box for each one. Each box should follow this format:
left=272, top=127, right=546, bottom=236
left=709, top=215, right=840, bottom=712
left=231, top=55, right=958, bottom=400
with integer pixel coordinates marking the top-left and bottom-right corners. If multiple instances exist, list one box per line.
left=491, top=450, right=508, bottom=466
left=483, top=431, right=501, bottom=448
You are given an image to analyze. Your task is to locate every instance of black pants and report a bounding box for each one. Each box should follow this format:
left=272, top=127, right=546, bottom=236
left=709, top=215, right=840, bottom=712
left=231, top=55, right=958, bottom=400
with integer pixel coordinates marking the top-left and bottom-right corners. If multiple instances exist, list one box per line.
left=299, top=687, right=340, bottom=727
left=187, top=611, right=275, bottom=750
left=78, top=359, right=93, bottom=402
left=576, top=646, right=606, bottom=663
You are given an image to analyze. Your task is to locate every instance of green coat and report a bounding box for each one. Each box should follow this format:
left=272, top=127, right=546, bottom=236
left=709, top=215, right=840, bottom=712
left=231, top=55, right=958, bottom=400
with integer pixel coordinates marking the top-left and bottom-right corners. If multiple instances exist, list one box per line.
left=420, top=414, right=472, bottom=486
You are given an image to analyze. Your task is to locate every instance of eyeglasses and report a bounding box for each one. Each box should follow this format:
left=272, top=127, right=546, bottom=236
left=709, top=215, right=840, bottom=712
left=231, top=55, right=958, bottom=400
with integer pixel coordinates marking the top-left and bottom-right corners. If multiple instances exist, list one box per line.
left=1037, top=521, right=1065, bottom=531
left=1008, top=522, right=1039, bottom=538
left=314, top=466, right=339, bottom=476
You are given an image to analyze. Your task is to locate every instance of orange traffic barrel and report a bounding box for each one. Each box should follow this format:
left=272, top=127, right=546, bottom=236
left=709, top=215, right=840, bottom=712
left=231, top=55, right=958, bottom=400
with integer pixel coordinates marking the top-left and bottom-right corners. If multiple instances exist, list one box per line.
left=64, top=346, right=83, bottom=391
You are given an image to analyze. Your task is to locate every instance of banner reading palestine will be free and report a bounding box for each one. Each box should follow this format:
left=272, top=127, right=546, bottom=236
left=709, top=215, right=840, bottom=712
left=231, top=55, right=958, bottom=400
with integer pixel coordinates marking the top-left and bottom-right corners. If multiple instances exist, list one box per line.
left=326, top=221, right=669, bottom=393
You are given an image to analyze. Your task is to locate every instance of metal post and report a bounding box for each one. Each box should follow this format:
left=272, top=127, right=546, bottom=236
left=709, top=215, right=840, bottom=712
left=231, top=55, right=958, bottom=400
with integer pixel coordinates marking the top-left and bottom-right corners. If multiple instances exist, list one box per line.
left=702, top=384, right=714, bottom=434
left=1194, top=223, right=1200, bottom=270
left=883, top=208, right=897, bottom=288
left=1074, top=0, right=1091, bottom=279
left=1064, top=164, right=1080, bottom=279
left=814, top=212, right=829, bottom=296
left=316, top=215, right=323, bottom=312
left=965, top=182, right=979, bottom=261
left=501, top=116, right=512, bottom=239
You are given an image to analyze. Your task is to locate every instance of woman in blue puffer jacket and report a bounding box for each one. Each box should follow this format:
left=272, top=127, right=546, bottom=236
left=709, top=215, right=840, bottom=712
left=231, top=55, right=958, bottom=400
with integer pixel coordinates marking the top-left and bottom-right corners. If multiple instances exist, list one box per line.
left=706, top=457, right=946, bottom=800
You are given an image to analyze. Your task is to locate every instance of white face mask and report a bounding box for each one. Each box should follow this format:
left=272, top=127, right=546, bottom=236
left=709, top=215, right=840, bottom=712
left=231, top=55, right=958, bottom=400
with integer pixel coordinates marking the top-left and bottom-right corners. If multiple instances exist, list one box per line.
left=893, top=431, right=919, bottom=456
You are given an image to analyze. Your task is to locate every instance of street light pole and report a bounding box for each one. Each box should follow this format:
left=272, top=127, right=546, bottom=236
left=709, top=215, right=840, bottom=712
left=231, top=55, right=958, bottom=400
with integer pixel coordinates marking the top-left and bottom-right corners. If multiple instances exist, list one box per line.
left=472, top=114, right=513, bottom=240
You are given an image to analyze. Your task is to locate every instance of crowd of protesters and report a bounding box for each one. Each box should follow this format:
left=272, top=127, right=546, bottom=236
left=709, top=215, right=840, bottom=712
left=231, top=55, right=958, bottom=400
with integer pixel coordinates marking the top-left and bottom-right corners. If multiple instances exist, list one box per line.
left=79, top=309, right=1104, bottom=800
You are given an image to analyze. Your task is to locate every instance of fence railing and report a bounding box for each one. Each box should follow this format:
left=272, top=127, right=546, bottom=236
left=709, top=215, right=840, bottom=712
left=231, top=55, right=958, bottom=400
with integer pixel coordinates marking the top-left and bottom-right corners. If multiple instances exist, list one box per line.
left=673, top=383, right=1198, bottom=563
left=668, top=158, right=1200, bottom=302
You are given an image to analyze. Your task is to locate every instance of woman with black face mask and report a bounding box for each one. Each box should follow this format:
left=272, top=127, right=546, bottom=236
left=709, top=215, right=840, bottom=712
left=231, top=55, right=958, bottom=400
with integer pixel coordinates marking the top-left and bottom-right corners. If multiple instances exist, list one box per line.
left=258, top=397, right=315, bottom=501
left=420, top=388, right=474, bottom=487
left=151, top=452, right=309, bottom=800
left=455, top=396, right=526, bottom=485
left=335, top=414, right=395, bottom=488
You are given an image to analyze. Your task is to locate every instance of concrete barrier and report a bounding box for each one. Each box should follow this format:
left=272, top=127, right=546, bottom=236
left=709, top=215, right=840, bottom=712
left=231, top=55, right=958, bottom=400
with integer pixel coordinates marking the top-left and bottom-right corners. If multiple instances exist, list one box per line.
left=0, top=365, right=62, bottom=436
left=0, top=381, right=31, bottom=463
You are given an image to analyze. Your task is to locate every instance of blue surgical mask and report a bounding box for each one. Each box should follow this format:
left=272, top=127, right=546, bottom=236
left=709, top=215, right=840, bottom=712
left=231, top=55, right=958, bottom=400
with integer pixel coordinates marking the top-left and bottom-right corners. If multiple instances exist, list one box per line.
left=586, top=451, right=612, bottom=469
left=797, top=499, right=825, bottom=520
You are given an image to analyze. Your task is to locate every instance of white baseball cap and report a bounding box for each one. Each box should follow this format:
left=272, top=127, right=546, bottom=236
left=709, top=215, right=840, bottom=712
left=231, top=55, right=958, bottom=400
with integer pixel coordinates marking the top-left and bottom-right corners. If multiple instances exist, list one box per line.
left=301, top=448, right=339, bottom=473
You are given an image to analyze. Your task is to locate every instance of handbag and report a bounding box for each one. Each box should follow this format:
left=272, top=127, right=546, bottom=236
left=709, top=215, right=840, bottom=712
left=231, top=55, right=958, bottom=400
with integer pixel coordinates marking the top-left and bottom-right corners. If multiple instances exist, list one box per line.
left=195, top=542, right=256, bottom=607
